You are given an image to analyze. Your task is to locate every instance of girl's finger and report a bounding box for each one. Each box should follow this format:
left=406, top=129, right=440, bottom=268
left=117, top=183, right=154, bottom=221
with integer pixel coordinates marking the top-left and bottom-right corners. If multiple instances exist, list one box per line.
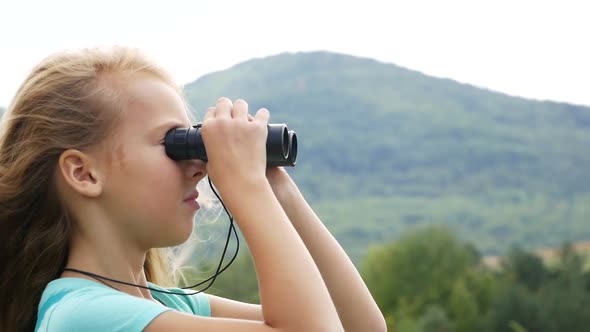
left=254, top=108, right=270, bottom=124
left=203, top=106, right=216, bottom=122
left=215, top=97, right=232, bottom=119
left=232, top=99, right=249, bottom=120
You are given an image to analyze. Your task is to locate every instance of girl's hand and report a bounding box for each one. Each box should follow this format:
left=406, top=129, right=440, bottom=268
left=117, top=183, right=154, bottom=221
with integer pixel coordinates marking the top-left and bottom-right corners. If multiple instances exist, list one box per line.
left=201, top=97, right=269, bottom=192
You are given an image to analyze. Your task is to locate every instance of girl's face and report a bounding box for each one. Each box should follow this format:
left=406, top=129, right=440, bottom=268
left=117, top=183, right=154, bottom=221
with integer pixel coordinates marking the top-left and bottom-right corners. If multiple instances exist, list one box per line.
left=98, top=74, right=206, bottom=249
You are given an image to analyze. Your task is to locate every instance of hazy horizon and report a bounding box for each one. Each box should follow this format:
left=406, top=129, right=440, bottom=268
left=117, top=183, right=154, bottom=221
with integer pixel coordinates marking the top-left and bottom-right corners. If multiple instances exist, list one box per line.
left=1, top=0, right=588, bottom=108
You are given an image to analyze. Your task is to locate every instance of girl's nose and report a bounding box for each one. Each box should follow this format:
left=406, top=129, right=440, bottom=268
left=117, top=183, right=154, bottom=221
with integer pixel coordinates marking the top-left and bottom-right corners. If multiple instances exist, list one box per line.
left=182, top=159, right=207, bottom=179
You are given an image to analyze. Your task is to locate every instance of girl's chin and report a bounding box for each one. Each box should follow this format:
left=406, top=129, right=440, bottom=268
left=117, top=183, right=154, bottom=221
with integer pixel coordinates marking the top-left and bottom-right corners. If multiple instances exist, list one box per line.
left=153, top=223, right=194, bottom=248
left=175, top=220, right=195, bottom=244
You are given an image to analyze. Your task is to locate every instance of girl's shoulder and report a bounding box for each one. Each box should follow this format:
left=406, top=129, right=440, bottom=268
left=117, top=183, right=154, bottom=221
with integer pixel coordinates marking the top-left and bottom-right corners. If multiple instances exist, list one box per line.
left=35, top=278, right=208, bottom=332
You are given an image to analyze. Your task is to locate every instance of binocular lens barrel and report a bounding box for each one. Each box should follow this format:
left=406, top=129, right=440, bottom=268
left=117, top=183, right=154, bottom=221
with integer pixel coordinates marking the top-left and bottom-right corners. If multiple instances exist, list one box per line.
left=164, top=123, right=298, bottom=167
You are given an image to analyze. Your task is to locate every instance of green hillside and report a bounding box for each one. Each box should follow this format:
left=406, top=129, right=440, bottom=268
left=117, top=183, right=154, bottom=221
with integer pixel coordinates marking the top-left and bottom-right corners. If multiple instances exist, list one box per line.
left=183, top=51, right=590, bottom=262
left=3, top=53, right=588, bottom=263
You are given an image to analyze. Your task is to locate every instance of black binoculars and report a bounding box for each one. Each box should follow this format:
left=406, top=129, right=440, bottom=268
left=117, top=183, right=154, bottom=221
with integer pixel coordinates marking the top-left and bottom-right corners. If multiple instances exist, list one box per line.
left=164, top=124, right=298, bottom=167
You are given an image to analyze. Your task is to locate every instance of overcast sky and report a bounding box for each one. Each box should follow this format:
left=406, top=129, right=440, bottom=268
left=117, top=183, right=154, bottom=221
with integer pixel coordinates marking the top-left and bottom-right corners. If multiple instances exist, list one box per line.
left=0, top=0, right=588, bottom=107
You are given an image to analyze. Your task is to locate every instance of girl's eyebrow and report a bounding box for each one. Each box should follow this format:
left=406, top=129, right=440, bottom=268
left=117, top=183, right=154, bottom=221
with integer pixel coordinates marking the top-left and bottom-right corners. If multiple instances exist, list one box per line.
left=150, top=121, right=186, bottom=135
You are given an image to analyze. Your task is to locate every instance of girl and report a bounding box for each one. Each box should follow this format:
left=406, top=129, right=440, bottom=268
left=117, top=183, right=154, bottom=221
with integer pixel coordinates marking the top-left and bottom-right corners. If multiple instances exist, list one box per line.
left=0, top=47, right=385, bottom=332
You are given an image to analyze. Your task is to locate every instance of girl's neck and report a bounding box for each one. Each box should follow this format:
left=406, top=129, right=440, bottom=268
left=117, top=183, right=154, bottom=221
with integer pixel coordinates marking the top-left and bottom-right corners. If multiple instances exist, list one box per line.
left=63, top=228, right=154, bottom=301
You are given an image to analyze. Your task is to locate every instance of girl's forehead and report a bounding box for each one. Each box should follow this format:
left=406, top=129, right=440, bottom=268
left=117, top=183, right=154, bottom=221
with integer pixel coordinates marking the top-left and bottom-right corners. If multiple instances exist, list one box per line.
left=122, top=76, right=189, bottom=129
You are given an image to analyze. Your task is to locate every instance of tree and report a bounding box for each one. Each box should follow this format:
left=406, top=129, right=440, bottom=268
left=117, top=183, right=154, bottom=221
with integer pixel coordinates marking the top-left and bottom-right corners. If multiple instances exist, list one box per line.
left=449, top=278, right=479, bottom=332
left=500, top=246, right=548, bottom=291
left=362, top=226, right=480, bottom=325
left=537, top=243, right=590, bottom=332
left=418, top=305, right=454, bottom=332
left=484, top=282, right=541, bottom=332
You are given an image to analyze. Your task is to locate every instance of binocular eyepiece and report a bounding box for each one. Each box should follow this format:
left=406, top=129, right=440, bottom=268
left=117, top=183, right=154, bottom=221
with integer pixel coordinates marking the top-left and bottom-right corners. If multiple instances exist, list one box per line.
left=164, top=124, right=298, bottom=167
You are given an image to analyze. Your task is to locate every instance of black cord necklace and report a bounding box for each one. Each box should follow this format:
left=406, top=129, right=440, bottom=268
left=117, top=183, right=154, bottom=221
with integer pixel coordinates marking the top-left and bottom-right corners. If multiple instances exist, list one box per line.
left=67, top=269, right=167, bottom=306
left=63, top=177, right=240, bottom=296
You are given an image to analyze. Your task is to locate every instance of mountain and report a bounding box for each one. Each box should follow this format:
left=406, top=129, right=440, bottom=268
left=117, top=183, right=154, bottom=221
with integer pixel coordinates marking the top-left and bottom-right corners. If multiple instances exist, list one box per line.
left=6, top=53, right=589, bottom=263
left=182, top=51, right=590, bottom=262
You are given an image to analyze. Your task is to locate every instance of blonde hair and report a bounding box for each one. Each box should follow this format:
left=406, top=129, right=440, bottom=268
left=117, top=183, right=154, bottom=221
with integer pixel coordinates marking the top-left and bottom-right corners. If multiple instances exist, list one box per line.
left=0, top=46, right=187, bottom=331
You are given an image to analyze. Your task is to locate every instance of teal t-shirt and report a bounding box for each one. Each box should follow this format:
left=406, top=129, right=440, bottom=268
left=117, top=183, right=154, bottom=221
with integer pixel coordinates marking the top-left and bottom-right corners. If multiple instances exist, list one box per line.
left=35, top=277, right=211, bottom=332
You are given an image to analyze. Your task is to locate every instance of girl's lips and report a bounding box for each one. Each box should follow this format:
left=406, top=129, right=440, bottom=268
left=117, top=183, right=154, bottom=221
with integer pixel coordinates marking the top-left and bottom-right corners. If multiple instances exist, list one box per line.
left=183, top=190, right=200, bottom=210
left=183, top=190, right=199, bottom=202
left=184, top=198, right=200, bottom=209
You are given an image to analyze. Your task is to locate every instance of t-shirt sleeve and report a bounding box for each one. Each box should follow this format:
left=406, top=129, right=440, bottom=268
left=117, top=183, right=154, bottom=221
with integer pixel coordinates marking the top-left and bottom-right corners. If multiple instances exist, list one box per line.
left=45, top=288, right=172, bottom=332
left=169, top=288, right=211, bottom=317
left=183, top=290, right=211, bottom=317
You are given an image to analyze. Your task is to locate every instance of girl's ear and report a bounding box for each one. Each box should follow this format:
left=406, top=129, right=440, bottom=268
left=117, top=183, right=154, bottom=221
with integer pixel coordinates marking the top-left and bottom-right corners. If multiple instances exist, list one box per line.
left=58, top=149, right=104, bottom=197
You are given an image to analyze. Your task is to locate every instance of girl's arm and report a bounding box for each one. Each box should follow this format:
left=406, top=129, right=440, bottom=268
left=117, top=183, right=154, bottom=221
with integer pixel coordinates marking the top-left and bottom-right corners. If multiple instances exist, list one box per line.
left=266, top=167, right=387, bottom=332
left=205, top=168, right=387, bottom=332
